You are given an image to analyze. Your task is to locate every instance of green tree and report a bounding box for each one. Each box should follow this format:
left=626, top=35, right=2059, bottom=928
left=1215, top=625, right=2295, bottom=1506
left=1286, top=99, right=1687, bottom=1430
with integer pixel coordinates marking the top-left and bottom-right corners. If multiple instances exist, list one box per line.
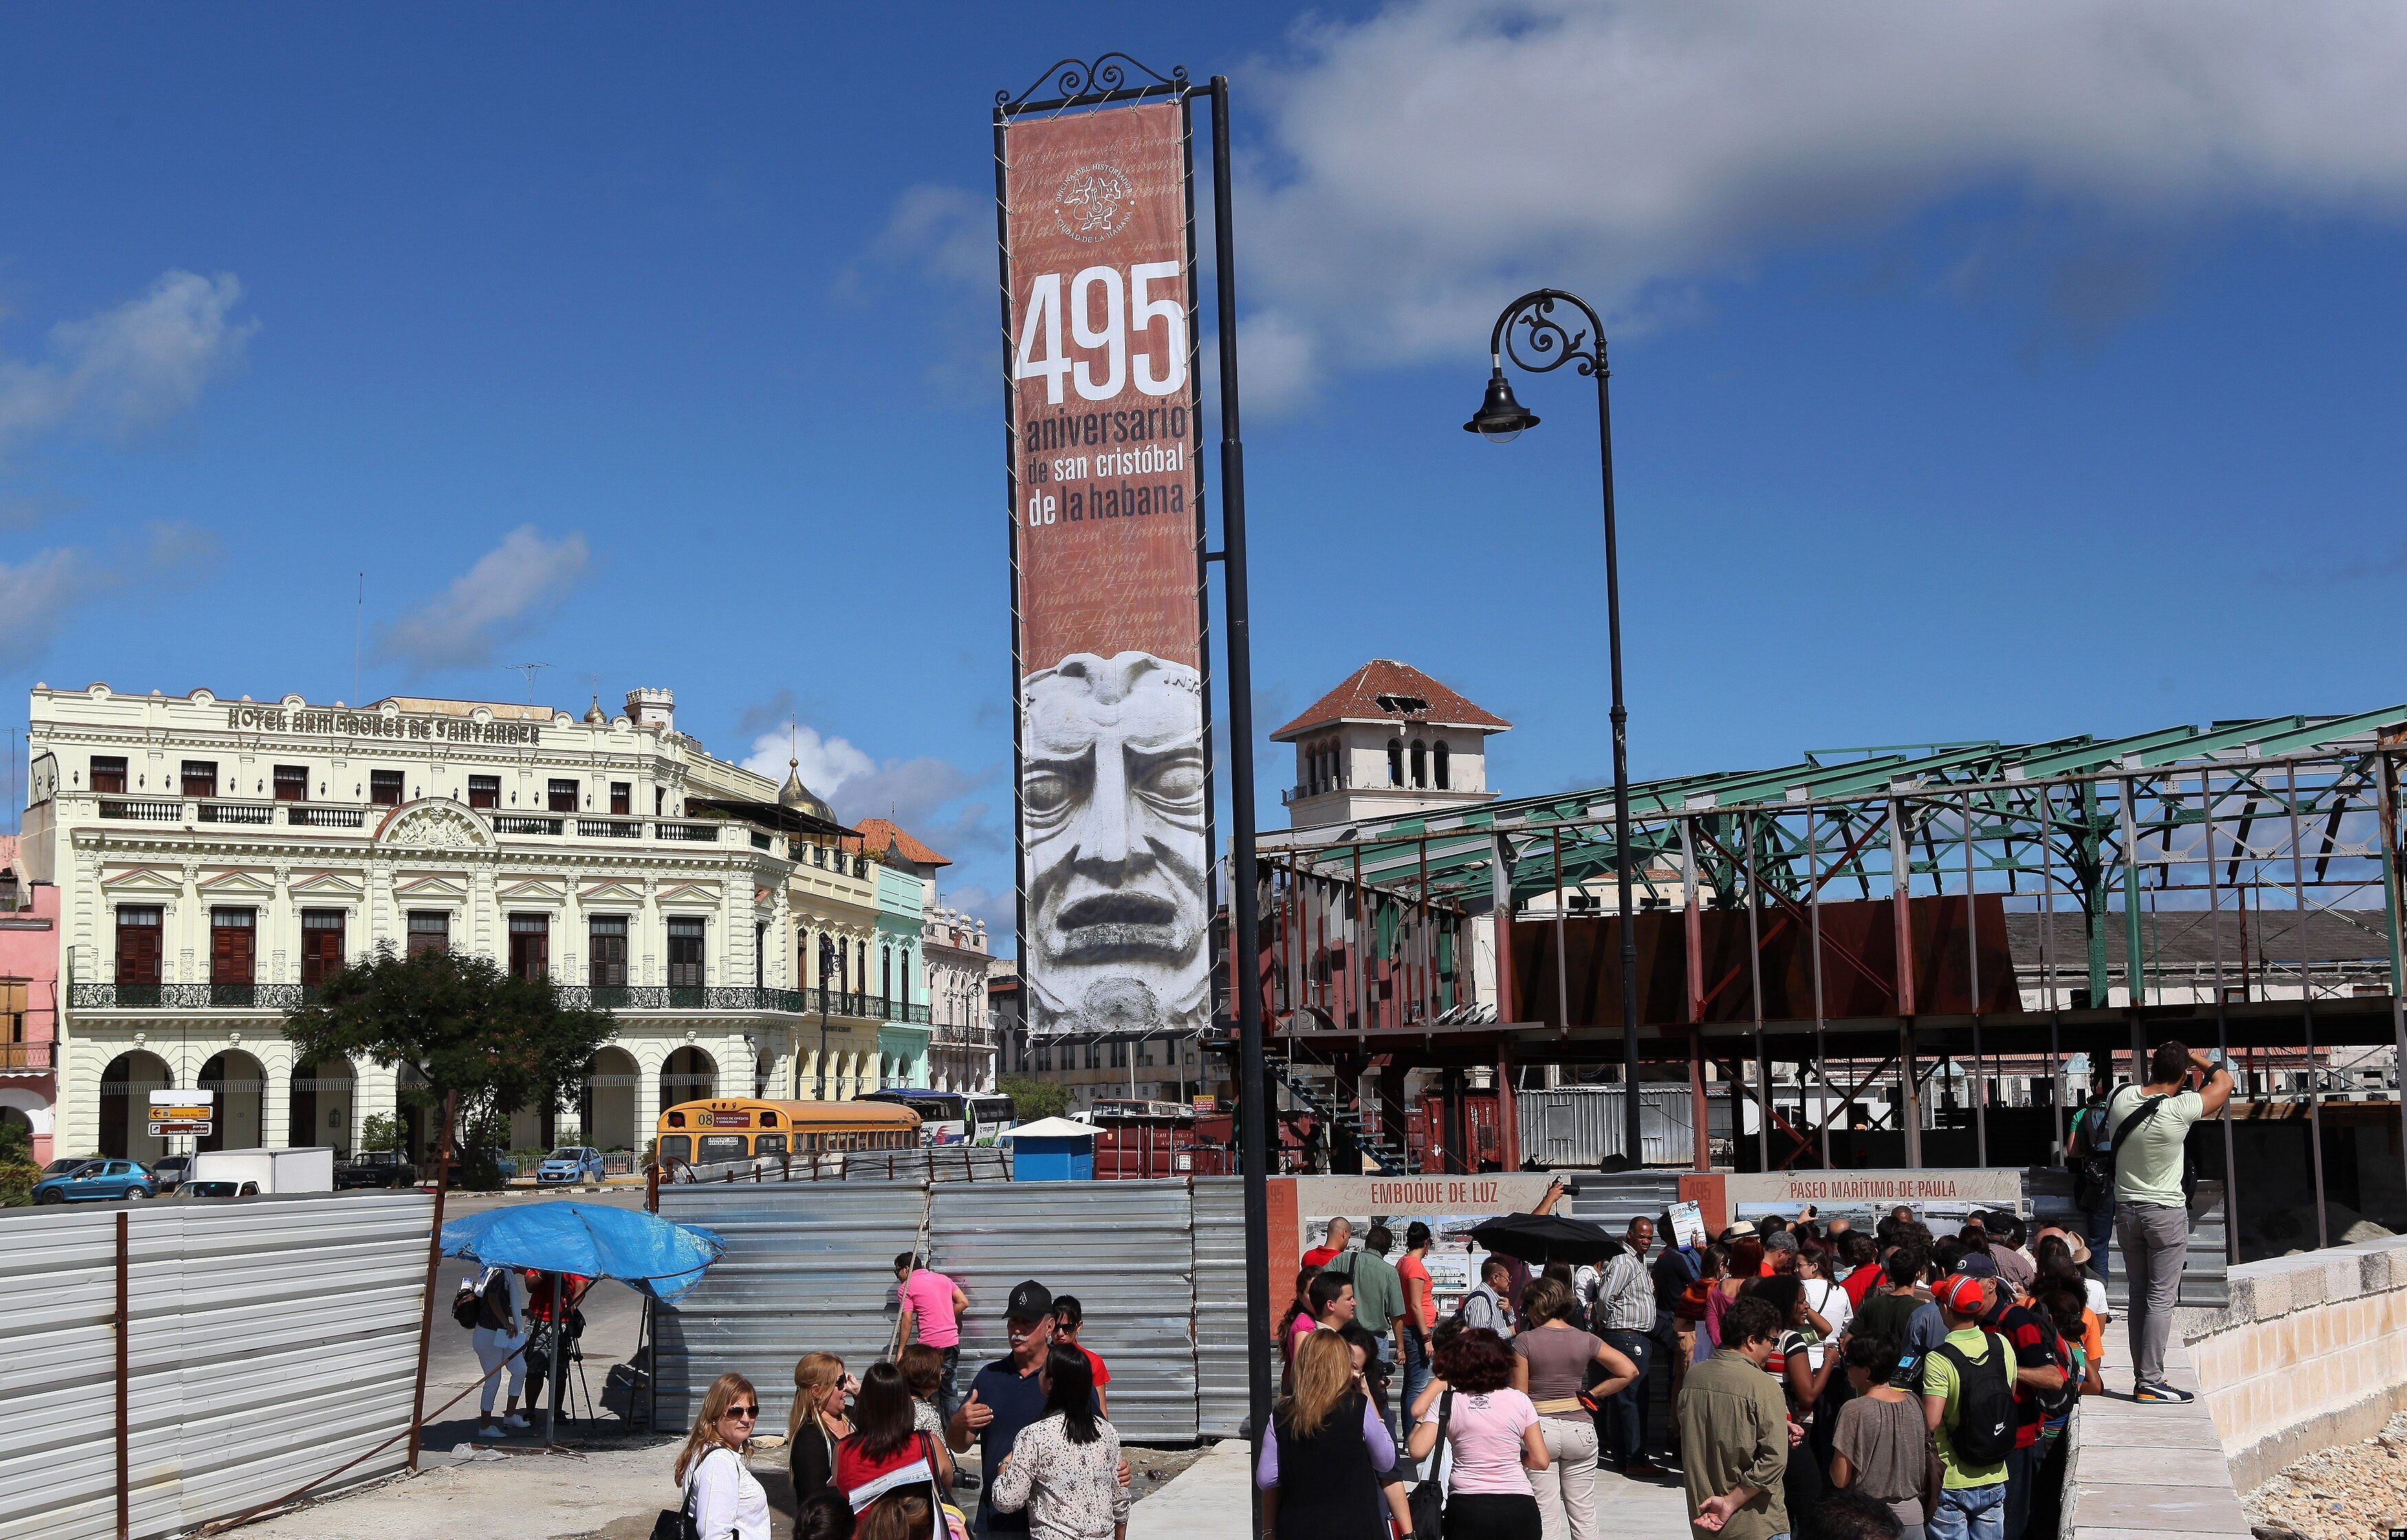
left=283, top=947, right=612, bottom=1187
left=0, top=1118, right=34, bottom=1207
left=998, top=1075, right=1072, bottom=1122
left=357, top=1112, right=408, bottom=1153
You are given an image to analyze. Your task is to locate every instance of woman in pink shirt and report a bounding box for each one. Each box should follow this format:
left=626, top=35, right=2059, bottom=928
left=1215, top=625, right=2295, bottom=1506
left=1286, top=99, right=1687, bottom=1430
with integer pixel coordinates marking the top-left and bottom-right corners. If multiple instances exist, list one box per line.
left=892, top=1253, right=968, bottom=1420
left=1407, top=1327, right=1548, bottom=1540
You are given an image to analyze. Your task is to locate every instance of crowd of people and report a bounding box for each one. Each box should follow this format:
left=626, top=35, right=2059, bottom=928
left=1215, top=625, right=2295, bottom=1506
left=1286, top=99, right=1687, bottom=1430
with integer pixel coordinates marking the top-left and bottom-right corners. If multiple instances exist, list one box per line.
left=658, top=1040, right=2225, bottom=1540
left=668, top=1253, right=1134, bottom=1540
left=1263, top=1191, right=2133, bottom=1540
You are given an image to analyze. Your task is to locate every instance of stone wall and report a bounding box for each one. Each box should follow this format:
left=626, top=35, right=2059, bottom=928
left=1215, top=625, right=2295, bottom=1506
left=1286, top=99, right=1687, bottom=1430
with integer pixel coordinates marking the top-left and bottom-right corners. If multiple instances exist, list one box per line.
left=2183, top=1235, right=2407, bottom=1492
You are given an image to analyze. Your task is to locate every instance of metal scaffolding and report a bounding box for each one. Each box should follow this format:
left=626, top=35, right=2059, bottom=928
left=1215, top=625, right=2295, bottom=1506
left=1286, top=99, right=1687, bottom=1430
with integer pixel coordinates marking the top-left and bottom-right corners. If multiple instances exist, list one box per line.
left=1248, top=706, right=2407, bottom=1256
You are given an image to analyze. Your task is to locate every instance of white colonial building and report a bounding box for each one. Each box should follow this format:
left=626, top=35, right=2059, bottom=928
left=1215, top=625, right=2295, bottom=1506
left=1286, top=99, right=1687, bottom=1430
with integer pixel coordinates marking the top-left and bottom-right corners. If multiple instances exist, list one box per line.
left=19, top=681, right=931, bottom=1164
left=922, top=903, right=996, bottom=1093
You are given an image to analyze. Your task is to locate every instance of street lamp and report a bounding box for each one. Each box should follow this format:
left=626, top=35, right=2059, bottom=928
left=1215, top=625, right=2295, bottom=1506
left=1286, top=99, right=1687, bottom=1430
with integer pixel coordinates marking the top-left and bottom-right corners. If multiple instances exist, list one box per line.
left=1465, top=289, right=1644, bottom=1170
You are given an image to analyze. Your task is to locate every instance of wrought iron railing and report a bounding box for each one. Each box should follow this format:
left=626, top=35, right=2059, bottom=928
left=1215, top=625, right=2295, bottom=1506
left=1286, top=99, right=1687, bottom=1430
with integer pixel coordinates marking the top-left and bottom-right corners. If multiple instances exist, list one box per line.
left=71, top=982, right=319, bottom=1010
left=655, top=822, right=720, bottom=842
left=490, top=815, right=563, bottom=835
left=287, top=806, right=366, bottom=828
left=578, top=817, right=642, bottom=839
left=72, top=978, right=935, bottom=1022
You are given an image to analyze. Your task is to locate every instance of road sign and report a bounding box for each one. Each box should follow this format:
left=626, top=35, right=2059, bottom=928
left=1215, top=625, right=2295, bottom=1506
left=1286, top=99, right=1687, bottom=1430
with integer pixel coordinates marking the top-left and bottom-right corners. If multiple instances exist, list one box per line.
left=150, top=1089, right=213, bottom=1138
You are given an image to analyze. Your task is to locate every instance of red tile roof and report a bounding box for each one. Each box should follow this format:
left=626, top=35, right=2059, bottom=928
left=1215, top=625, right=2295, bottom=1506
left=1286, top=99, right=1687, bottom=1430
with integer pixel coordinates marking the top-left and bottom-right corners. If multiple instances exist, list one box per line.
left=1271, top=660, right=1511, bottom=741
left=853, top=817, right=951, bottom=868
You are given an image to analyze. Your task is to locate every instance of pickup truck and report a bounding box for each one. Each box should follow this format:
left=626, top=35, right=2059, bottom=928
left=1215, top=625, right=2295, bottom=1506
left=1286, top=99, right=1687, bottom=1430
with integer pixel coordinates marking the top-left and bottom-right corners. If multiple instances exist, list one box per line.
left=334, top=1150, right=420, bottom=1189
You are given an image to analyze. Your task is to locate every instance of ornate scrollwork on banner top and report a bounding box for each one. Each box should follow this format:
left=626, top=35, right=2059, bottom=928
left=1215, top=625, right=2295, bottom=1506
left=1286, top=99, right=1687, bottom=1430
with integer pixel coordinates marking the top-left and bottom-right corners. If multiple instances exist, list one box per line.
left=999, top=53, right=1189, bottom=111
left=1496, top=289, right=1608, bottom=379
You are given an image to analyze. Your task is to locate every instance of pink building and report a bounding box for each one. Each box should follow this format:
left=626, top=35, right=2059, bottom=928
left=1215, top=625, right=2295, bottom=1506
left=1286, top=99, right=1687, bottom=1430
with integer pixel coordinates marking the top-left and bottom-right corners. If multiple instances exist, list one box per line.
left=0, top=835, right=61, bottom=1164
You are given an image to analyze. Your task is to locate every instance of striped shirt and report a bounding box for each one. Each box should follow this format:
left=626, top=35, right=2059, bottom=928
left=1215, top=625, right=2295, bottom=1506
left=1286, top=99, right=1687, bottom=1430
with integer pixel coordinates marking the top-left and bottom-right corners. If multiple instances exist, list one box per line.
left=1591, top=1251, right=1657, bottom=1333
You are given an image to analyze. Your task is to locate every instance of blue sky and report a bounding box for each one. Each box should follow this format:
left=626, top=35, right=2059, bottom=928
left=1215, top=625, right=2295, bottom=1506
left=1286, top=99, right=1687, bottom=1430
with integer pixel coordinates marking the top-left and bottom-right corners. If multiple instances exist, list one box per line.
left=4, top=3, right=2403, bottom=954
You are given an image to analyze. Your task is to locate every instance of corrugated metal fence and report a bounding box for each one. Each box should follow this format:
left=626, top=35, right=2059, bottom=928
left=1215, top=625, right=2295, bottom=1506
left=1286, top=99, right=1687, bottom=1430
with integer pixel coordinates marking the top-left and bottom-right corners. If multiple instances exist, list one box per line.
left=657, top=1180, right=1201, bottom=1444
left=0, top=1192, right=433, bottom=1540
left=655, top=1181, right=928, bottom=1436
left=1517, top=1087, right=1729, bottom=1168
left=1188, top=1179, right=1250, bottom=1438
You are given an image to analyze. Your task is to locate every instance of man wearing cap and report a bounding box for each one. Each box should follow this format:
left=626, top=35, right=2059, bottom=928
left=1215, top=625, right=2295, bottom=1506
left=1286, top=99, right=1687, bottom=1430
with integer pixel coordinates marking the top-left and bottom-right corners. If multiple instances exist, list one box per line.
left=1974, top=1266, right=2067, bottom=1540
left=1921, top=1275, right=2010, bottom=1540
left=949, top=1279, right=1113, bottom=1535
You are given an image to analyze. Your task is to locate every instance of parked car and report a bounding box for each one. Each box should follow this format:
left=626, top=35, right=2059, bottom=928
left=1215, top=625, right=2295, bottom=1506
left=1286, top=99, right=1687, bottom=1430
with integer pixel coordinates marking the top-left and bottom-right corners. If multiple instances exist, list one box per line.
left=41, top=1156, right=98, bottom=1179
left=334, top=1150, right=420, bottom=1189
left=535, top=1147, right=606, bottom=1185
left=32, top=1160, right=155, bottom=1204
left=181, top=1179, right=259, bottom=1198
left=149, top=1154, right=193, bottom=1192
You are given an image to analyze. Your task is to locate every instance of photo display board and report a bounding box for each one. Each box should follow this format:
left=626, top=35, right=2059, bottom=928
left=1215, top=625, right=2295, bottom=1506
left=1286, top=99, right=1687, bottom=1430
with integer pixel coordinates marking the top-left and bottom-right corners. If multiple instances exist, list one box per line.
left=999, top=100, right=1210, bottom=1040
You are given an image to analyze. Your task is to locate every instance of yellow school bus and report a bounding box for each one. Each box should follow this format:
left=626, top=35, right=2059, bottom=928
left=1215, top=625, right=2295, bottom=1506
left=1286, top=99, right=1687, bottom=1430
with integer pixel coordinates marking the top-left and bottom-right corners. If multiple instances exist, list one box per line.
left=654, top=1098, right=921, bottom=1167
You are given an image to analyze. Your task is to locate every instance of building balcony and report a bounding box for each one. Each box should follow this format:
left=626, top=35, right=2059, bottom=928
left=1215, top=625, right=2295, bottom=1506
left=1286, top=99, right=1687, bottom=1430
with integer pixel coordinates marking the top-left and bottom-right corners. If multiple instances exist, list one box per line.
left=71, top=982, right=325, bottom=1011
left=61, top=793, right=830, bottom=855
left=69, top=978, right=935, bottom=1023
left=0, top=1040, right=56, bottom=1073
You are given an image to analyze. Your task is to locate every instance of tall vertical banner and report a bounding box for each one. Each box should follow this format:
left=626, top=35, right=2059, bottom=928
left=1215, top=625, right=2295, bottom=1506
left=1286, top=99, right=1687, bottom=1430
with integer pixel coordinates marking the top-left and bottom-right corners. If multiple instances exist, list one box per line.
left=1001, top=100, right=1210, bottom=1040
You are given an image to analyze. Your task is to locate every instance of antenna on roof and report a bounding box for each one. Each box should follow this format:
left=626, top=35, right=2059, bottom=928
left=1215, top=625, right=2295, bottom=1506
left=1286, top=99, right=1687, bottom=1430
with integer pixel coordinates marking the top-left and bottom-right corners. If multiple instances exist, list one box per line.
left=353, top=573, right=364, bottom=707
left=507, top=662, right=552, bottom=705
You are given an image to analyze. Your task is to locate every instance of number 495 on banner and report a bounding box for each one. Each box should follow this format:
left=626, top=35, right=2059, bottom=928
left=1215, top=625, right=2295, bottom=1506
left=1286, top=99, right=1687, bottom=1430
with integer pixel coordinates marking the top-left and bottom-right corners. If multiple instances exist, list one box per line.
left=1015, top=263, right=1189, bottom=404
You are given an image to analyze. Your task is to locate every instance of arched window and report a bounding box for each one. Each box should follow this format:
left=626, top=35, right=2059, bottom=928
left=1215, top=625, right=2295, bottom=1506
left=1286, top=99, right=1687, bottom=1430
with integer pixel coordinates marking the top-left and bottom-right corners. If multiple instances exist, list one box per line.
left=1434, top=740, right=1451, bottom=790
left=1387, top=739, right=1404, bottom=786
left=1410, top=739, right=1428, bottom=788
left=881, top=944, right=893, bottom=1002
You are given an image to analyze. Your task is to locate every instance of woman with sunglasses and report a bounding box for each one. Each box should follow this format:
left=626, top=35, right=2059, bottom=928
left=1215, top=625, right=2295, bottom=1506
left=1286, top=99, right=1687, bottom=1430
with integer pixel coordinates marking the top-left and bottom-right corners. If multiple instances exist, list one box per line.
left=676, top=1371, right=771, bottom=1540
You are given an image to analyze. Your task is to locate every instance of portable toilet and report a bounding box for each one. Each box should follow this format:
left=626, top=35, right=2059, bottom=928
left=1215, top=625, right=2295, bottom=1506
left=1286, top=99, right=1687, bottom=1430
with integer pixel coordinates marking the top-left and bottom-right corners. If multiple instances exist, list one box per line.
left=1001, top=1116, right=1097, bottom=1181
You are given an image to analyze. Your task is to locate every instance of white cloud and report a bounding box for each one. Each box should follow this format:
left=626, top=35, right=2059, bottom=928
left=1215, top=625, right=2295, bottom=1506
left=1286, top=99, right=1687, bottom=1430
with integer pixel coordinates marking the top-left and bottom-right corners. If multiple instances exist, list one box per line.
left=0, top=271, right=256, bottom=455
left=742, top=725, right=877, bottom=803
left=741, top=723, right=998, bottom=853
left=0, top=547, right=92, bottom=668
left=1220, top=1, right=2407, bottom=404
left=377, top=526, right=591, bottom=674
left=0, top=521, right=226, bottom=668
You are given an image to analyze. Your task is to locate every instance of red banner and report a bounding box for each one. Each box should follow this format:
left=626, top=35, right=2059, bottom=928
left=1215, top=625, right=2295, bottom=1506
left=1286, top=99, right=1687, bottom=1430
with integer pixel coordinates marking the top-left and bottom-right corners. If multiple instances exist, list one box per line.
left=1001, top=100, right=1210, bottom=1040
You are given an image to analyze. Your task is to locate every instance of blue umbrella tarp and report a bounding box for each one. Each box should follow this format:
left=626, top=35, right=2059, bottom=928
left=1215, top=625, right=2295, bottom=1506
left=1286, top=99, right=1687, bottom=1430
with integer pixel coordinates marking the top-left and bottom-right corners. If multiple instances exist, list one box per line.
left=440, top=1200, right=726, bottom=1304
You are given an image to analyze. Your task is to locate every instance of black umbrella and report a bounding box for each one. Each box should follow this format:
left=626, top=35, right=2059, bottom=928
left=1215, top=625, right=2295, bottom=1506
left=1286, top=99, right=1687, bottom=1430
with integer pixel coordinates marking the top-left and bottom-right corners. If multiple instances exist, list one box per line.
left=1466, top=1213, right=1623, bottom=1265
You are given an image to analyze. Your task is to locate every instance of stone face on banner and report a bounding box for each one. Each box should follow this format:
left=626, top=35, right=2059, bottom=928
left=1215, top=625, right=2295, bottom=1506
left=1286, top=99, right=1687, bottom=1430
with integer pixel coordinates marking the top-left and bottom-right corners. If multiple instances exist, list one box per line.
left=1001, top=100, right=1210, bottom=1044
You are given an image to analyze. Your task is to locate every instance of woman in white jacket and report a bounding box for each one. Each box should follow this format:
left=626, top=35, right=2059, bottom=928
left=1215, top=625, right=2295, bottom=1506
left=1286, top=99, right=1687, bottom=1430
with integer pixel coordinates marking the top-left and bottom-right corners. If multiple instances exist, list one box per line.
left=467, top=1265, right=529, bottom=1438
left=677, top=1372, right=771, bottom=1540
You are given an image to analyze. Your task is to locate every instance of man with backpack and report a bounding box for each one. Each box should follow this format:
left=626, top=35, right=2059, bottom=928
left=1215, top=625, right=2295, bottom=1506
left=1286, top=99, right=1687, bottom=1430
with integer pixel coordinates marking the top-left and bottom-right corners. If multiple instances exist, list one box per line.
left=1976, top=1273, right=2069, bottom=1540
left=1921, top=1273, right=2013, bottom=1540
left=2102, top=1042, right=2232, bottom=1404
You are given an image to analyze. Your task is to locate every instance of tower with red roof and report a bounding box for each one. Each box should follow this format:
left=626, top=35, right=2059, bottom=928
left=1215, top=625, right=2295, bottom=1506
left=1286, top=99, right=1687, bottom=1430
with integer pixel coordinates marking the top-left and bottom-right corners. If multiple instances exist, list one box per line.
left=1270, top=660, right=1510, bottom=830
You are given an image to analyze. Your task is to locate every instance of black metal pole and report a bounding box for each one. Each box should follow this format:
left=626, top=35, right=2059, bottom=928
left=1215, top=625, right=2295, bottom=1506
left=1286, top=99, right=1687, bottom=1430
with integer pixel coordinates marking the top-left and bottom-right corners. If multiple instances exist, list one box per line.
left=1210, top=74, right=1274, bottom=1458
left=1477, top=289, right=1638, bottom=1165
left=1593, top=347, right=1642, bottom=1169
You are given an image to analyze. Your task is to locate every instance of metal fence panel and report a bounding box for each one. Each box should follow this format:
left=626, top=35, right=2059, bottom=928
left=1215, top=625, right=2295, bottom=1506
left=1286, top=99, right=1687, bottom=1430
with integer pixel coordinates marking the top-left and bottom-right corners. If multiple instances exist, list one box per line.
left=1189, top=1178, right=1251, bottom=1439
left=1518, top=1088, right=1716, bottom=1168
left=0, top=1209, right=121, bottom=1540
left=655, top=1181, right=929, bottom=1433
left=166, top=1194, right=432, bottom=1528
left=0, top=1192, right=433, bottom=1540
left=928, top=1181, right=1197, bottom=1444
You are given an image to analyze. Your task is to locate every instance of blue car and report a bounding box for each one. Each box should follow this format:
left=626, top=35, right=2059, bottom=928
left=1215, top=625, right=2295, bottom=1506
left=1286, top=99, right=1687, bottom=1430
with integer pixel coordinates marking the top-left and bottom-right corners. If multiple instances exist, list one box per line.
left=535, top=1146, right=606, bottom=1185
left=32, top=1159, right=155, bottom=1204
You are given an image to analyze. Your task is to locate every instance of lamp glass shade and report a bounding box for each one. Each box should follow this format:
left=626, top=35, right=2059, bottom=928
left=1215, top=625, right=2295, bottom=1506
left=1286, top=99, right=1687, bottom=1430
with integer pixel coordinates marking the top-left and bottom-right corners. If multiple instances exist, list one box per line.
left=1463, top=370, right=1539, bottom=443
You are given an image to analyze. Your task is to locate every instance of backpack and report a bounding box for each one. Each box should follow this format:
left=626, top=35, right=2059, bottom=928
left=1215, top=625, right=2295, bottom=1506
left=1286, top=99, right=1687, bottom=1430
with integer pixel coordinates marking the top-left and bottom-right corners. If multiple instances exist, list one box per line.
left=1933, top=1333, right=2017, bottom=1468
left=452, top=1279, right=483, bottom=1330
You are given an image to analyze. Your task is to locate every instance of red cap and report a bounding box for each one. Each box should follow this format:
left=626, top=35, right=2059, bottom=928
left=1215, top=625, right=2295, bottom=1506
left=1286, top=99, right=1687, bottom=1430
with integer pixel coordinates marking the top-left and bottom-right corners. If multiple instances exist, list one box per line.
left=1933, top=1273, right=1989, bottom=1313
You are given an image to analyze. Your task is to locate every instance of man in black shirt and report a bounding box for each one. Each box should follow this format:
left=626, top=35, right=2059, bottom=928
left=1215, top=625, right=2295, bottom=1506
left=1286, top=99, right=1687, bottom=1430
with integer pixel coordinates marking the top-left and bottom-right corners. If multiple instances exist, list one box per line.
left=948, top=1279, right=1125, bottom=1535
